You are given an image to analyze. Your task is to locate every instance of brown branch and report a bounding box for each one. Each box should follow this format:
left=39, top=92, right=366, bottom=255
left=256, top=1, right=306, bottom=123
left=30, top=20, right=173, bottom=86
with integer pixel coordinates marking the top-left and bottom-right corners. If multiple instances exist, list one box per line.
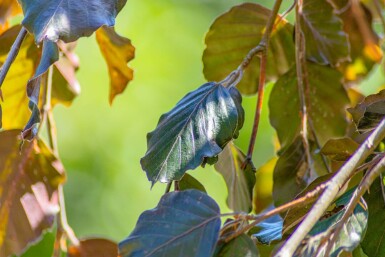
left=275, top=117, right=385, bottom=256
left=324, top=154, right=385, bottom=256
left=222, top=180, right=326, bottom=242
left=0, top=27, right=28, bottom=88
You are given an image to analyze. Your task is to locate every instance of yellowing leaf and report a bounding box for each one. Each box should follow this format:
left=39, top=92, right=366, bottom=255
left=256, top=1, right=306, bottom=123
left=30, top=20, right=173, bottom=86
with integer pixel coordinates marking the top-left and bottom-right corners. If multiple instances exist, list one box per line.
left=96, top=26, right=135, bottom=104
left=253, top=157, right=276, bottom=213
left=0, top=130, right=65, bottom=257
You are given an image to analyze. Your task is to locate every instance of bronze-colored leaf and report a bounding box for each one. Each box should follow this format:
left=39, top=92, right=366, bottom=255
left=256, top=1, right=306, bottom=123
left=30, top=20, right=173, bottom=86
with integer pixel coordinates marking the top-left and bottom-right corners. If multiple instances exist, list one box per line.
left=96, top=26, right=134, bottom=104
left=0, top=130, right=65, bottom=257
left=0, top=0, right=21, bottom=33
left=68, top=238, right=118, bottom=257
left=321, top=137, right=359, bottom=161
left=203, top=3, right=294, bottom=95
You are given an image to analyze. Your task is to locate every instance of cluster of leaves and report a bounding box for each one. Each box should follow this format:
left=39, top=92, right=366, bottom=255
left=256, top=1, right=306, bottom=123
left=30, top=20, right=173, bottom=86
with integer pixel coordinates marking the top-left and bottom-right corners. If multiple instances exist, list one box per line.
left=1, top=0, right=385, bottom=257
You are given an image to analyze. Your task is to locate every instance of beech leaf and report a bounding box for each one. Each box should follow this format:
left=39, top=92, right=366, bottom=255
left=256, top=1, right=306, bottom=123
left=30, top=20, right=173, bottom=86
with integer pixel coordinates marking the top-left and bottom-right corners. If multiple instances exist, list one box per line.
left=0, top=130, right=65, bottom=257
left=300, top=0, right=349, bottom=65
left=68, top=238, right=118, bottom=257
left=203, top=3, right=294, bottom=95
left=0, top=0, right=21, bottom=33
left=96, top=26, right=135, bottom=104
left=214, top=142, right=256, bottom=212
left=179, top=173, right=206, bottom=193
left=141, top=82, right=244, bottom=185
left=294, top=187, right=368, bottom=257
left=213, top=234, right=259, bottom=257
left=119, top=190, right=221, bottom=257
left=19, top=0, right=127, bottom=43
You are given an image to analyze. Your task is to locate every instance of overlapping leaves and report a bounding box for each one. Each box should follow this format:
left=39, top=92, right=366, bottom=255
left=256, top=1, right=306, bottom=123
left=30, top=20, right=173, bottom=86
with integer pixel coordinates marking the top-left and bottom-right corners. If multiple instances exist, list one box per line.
left=141, top=82, right=244, bottom=185
left=203, top=3, right=294, bottom=94
left=0, top=130, right=65, bottom=257
left=19, top=0, right=127, bottom=43
left=119, top=190, right=221, bottom=257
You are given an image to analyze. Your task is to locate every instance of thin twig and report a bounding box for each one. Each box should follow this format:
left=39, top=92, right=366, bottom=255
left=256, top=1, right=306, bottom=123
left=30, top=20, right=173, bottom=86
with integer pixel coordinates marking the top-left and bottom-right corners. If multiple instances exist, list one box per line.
left=324, top=155, right=385, bottom=256
left=223, top=181, right=326, bottom=242
left=275, top=117, right=385, bottom=257
left=0, top=27, right=28, bottom=88
left=380, top=173, right=385, bottom=205
left=244, top=0, right=283, bottom=163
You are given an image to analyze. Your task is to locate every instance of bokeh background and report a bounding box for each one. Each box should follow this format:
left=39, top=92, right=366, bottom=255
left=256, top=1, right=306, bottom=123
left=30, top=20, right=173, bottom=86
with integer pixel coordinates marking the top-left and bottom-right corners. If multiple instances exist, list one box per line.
left=23, top=0, right=384, bottom=253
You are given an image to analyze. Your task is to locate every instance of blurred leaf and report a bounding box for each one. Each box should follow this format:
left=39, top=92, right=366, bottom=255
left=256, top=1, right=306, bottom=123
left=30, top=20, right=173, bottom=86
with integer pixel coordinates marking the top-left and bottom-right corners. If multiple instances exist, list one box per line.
left=362, top=178, right=385, bottom=256
left=253, top=219, right=283, bottom=245
left=141, top=83, right=244, bottom=185
left=253, top=158, right=276, bottom=213
left=52, top=41, right=80, bottom=107
left=348, top=89, right=385, bottom=133
left=22, top=40, right=59, bottom=140
left=0, top=0, right=21, bottom=33
left=68, top=238, right=118, bottom=257
left=96, top=26, right=135, bottom=104
left=294, top=187, right=368, bottom=257
left=203, top=3, right=295, bottom=95
left=213, top=234, right=259, bottom=257
left=269, top=62, right=349, bottom=152
left=214, top=142, right=255, bottom=212
left=329, top=0, right=382, bottom=81
left=283, top=173, right=333, bottom=235
left=16, top=230, right=55, bottom=257
left=321, top=138, right=359, bottom=161
left=19, top=0, right=127, bottom=43
left=0, top=130, right=65, bottom=257
left=300, top=0, right=349, bottom=65
left=0, top=25, right=39, bottom=130
left=179, top=173, right=206, bottom=193
left=119, top=190, right=221, bottom=257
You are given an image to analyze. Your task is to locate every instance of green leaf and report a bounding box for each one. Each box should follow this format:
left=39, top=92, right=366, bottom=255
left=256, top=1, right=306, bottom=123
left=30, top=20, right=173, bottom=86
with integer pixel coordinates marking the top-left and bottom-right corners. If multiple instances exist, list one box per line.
left=0, top=130, right=65, bottom=257
left=294, top=188, right=368, bottom=257
left=179, top=173, right=206, bottom=193
left=321, top=138, right=359, bottom=162
left=203, top=3, right=294, bottom=95
left=300, top=0, right=349, bottom=65
left=96, top=26, right=135, bottom=104
left=214, top=142, right=256, bottom=212
left=362, top=178, right=385, bottom=256
left=141, top=82, right=244, bottom=185
left=348, top=89, right=385, bottom=134
left=214, top=234, right=259, bottom=257
left=119, top=190, right=221, bottom=257
left=19, top=0, right=127, bottom=43
left=269, top=62, right=349, bottom=152
left=68, top=238, right=118, bottom=257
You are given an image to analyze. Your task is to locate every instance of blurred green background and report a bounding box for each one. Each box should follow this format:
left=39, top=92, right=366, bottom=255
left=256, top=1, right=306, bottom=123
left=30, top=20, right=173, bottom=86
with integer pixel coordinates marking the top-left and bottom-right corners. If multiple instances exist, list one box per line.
left=48, top=0, right=383, bottom=246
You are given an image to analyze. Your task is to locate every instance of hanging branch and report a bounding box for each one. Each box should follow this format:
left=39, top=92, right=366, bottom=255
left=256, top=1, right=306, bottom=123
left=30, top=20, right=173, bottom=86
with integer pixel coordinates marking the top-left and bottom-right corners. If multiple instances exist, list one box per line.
left=0, top=27, right=28, bottom=88
left=275, top=117, right=385, bottom=257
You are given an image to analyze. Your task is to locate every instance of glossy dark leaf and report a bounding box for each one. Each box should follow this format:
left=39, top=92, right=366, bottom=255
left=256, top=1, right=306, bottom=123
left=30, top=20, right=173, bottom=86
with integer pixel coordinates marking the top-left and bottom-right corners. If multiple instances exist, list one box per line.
left=68, top=238, right=118, bottom=257
left=294, top=188, right=368, bottom=257
left=96, top=26, right=135, bottom=104
left=362, top=178, right=385, bottom=256
left=214, top=234, right=259, bottom=257
left=300, top=0, right=349, bottom=65
left=19, top=0, right=127, bottom=43
left=203, top=3, right=294, bottom=95
left=321, top=138, right=359, bottom=161
left=119, top=190, right=221, bottom=257
left=252, top=215, right=283, bottom=245
left=0, top=130, right=65, bottom=257
left=214, top=142, right=255, bottom=212
left=22, top=40, right=59, bottom=140
left=348, top=89, right=385, bottom=133
left=269, top=62, right=349, bottom=152
left=141, top=82, right=244, bottom=185
left=179, top=173, right=206, bottom=193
